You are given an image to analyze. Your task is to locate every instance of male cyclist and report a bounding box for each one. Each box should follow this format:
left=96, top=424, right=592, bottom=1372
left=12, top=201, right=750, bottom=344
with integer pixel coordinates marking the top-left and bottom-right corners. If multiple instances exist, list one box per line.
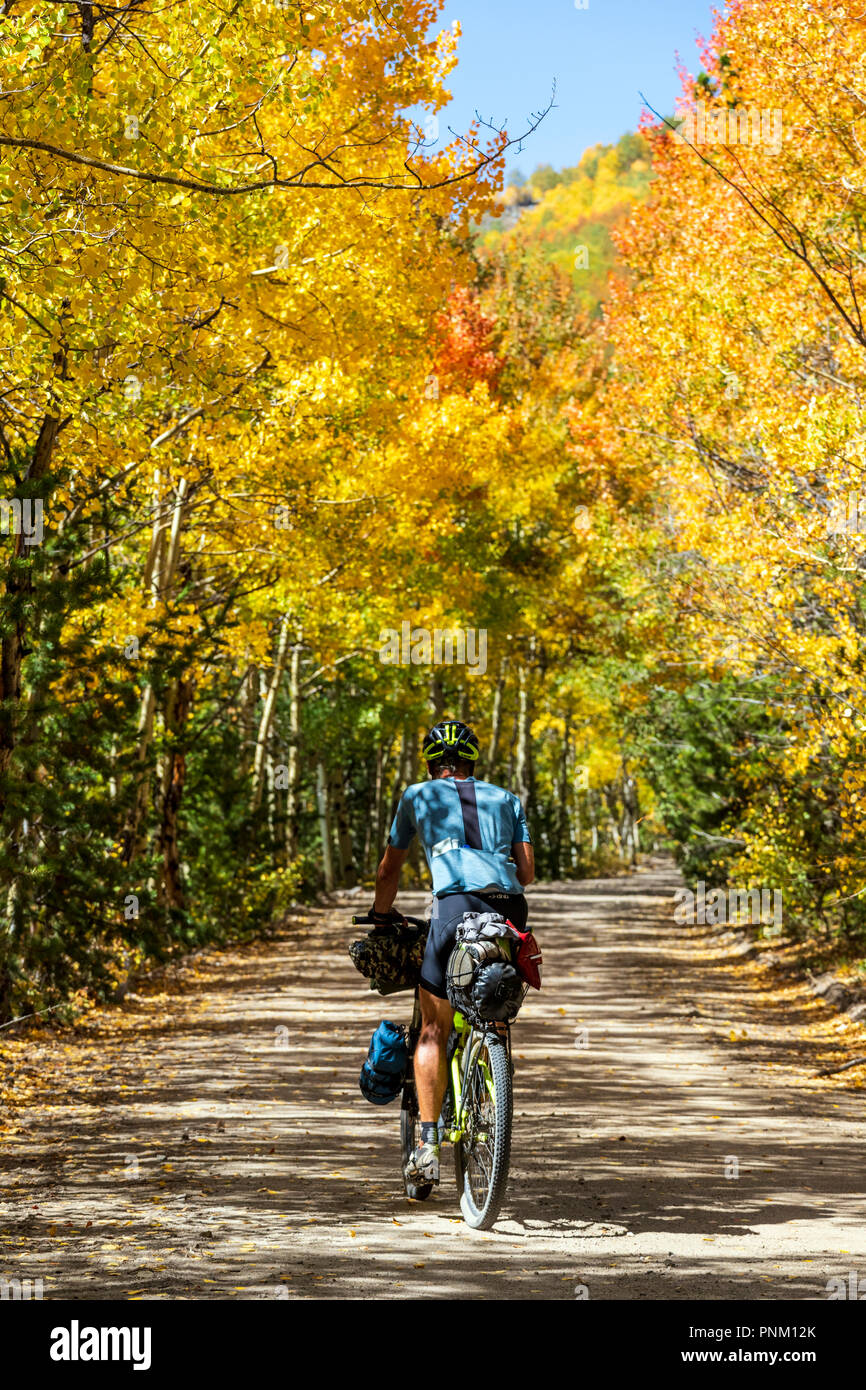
left=371, top=719, right=534, bottom=1187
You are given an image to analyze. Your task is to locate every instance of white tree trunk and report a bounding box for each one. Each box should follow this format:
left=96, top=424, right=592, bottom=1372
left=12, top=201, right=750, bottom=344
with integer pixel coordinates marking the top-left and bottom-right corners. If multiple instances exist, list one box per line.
left=284, top=637, right=302, bottom=860
left=316, top=762, right=335, bottom=892
left=251, top=613, right=292, bottom=811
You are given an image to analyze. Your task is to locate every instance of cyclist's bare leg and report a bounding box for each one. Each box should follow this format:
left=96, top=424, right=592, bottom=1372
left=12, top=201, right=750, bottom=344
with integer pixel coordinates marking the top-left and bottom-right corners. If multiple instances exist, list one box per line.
left=415, top=987, right=453, bottom=1123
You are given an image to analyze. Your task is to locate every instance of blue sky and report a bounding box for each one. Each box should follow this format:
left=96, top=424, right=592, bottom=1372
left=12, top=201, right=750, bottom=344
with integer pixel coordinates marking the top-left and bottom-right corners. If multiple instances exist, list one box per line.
left=430, top=0, right=719, bottom=173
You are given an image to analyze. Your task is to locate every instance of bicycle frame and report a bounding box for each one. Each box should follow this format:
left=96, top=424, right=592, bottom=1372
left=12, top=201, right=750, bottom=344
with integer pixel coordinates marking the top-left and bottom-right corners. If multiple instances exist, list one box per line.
left=445, top=1011, right=504, bottom=1144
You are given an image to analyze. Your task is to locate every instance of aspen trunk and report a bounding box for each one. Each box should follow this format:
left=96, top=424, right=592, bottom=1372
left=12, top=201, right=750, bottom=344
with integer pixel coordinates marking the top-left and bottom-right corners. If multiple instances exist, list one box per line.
left=554, top=718, right=570, bottom=879
left=153, top=472, right=192, bottom=903
left=316, top=762, right=335, bottom=892
left=123, top=683, right=156, bottom=864
left=365, top=742, right=383, bottom=874
left=251, top=613, right=292, bottom=811
left=429, top=671, right=445, bottom=723
left=506, top=709, right=518, bottom=788
left=514, top=652, right=535, bottom=812
left=331, top=771, right=356, bottom=887
left=622, top=771, right=640, bottom=865
left=374, top=734, right=396, bottom=863
left=388, top=729, right=407, bottom=830
left=265, top=738, right=277, bottom=846
left=157, top=676, right=193, bottom=911
left=392, top=728, right=421, bottom=882
left=603, top=783, right=624, bottom=856
left=573, top=775, right=582, bottom=866
left=238, top=664, right=259, bottom=780
left=488, top=657, right=508, bottom=783
left=124, top=475, right=187, bottom=862
left=140, top=467, right=165, bottom=599
left=284, top=638, right=302, bottom=862
left=588, top=788, right=600, bottom=854
left=564, top=739, right=579, bottom=871
left=162, top=474, right=187, bottom=588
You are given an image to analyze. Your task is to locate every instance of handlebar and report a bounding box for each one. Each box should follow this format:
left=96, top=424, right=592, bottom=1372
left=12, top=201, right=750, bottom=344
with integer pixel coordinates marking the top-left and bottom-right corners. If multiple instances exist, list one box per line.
left=352, top=913, right=429, bottom=930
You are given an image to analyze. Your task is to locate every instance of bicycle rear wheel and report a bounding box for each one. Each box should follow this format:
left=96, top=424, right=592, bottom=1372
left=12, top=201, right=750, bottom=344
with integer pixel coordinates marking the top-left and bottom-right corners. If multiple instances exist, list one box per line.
left=454, top=1033, right=512, bottom=1229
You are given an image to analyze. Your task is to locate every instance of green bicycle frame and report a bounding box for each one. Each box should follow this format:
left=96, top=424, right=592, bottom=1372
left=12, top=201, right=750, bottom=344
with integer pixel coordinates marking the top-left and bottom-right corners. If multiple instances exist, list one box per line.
left=446, top=1010, right=498, bottom=1144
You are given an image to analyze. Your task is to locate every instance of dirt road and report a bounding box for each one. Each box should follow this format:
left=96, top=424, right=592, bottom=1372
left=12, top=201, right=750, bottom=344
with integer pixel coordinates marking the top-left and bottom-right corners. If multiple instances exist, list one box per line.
left=2, top=861, right=864, bottom=1300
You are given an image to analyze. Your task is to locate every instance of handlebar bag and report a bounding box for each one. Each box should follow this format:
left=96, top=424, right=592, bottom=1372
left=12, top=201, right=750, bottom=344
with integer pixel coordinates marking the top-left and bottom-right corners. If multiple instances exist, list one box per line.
left=349, top=919, right=428, bottom=996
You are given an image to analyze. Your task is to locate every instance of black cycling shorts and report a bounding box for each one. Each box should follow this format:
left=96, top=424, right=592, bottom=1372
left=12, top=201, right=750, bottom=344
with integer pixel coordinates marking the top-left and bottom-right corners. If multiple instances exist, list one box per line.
left=419, top=890, right=528, bottom=1001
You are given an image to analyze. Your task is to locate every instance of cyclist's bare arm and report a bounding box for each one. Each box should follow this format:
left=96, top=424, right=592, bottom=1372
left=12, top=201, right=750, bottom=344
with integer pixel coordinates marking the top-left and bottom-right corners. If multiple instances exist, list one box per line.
left=512, top=841, right=534, bottom=886
left=374, top=844, right=408, bottom=912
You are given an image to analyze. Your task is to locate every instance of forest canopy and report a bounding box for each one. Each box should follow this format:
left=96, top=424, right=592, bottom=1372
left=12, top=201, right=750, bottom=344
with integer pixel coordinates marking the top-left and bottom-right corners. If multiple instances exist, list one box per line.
left=2, top=0, right=866, bottom=1023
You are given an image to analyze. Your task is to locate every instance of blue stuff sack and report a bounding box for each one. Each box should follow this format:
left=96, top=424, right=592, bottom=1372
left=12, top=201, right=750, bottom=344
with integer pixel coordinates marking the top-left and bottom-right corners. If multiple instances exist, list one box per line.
left=359, top=1020, right=408, bottom=1105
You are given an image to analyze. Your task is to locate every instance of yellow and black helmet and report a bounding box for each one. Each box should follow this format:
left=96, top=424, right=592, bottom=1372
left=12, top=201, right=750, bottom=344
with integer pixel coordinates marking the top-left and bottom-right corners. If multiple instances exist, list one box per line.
left=422, top=720, right=480, bottom=763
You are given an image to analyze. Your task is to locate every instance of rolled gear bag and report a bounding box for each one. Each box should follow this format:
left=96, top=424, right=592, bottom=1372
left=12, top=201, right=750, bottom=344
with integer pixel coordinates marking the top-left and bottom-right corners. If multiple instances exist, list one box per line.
left=359, top=1020, right=408, bottom=1104
left=454, top=910, right=543, bottom=989
left=349, top=918, right=428, bottom=996
left=446, top=911, right=528, bottom=1026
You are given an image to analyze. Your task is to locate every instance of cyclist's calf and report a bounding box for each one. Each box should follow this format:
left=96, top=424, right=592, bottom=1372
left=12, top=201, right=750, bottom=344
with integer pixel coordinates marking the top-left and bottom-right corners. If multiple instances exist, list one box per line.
left=416, top=988, right=454, bottom=1122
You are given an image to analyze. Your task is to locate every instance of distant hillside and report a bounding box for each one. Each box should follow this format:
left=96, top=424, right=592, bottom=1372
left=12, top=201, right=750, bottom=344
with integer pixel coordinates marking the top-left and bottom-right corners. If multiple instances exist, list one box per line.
left=477, top=132, right=653, bottom=317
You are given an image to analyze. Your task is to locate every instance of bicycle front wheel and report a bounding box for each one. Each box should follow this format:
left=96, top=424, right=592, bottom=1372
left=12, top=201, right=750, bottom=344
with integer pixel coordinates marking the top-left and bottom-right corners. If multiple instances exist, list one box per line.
left=454, top=1034, right=512, bottom=1229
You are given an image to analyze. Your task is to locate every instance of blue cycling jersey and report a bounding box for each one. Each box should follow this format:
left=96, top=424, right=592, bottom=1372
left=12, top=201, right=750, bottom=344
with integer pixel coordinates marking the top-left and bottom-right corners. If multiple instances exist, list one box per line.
left=387, top=776, right=531, bottom=897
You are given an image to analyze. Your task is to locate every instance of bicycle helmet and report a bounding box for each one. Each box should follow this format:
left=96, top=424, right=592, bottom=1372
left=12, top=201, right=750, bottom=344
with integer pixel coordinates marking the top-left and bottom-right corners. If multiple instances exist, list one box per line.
left=422, top=719, right=480, bottom=764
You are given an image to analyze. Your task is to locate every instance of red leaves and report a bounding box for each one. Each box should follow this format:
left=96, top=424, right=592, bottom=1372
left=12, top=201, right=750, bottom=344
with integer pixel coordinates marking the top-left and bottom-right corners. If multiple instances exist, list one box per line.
left=432, top=286, right=501, bottom=395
